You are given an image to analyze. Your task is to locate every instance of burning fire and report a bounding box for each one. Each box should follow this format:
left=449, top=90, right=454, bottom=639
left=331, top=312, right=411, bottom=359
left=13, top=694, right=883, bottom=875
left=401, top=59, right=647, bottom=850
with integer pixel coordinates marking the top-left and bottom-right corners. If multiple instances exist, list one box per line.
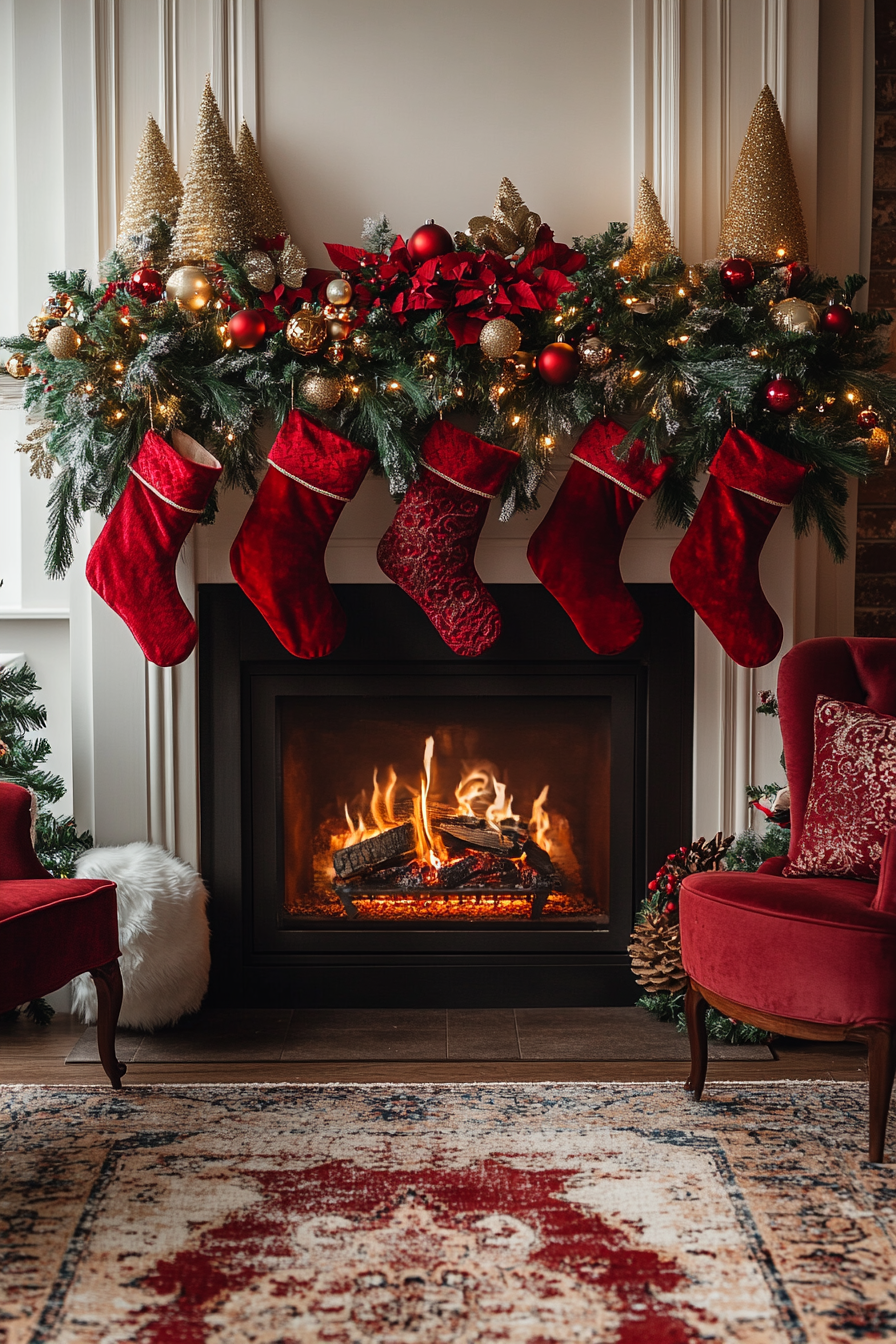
left=336, top=736, right=552, bottom=860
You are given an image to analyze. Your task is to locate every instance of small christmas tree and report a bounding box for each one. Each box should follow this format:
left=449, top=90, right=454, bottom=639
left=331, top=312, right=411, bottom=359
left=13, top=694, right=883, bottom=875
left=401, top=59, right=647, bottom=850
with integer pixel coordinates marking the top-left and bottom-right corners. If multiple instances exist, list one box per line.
left=115, top=115, right=183, bottom=271
left=619, top=176, right=677, bottom=278
left=235, top=119, right=287, bottom=240
left=0, top=662, right=93, bottom=1024
left=172, top=76, right=251, bottom=262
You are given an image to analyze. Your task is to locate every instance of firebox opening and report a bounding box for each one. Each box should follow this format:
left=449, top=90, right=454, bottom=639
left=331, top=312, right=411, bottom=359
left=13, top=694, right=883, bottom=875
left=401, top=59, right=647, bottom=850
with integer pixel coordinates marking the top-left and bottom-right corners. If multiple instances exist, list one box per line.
left=280, top=695, right=611, bottom=925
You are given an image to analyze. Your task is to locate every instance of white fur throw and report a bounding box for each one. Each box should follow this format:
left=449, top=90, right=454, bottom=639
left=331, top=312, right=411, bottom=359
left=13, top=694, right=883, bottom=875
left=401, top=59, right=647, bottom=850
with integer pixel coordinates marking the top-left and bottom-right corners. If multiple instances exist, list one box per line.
left=71, top=841, right=210, bottom=1030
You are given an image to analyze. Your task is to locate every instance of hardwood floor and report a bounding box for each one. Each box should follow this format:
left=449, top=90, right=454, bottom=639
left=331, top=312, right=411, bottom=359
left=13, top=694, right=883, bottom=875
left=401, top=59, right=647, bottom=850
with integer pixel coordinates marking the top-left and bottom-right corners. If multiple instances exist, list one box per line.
left=0, top=1013, right=869, bottom=1086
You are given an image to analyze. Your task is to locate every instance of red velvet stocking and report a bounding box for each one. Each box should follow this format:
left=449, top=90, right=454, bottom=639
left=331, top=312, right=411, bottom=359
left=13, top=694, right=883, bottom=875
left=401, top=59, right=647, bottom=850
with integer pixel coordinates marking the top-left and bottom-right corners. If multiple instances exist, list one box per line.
left=527, top=418, right=672, bottom=655
left=670, top=428, right=806, bottom=667
left=376, top=421, right=519, bottom=657
left=86, top=429, right=221, bottom=667
left=230, top=411, right=372, bottom=659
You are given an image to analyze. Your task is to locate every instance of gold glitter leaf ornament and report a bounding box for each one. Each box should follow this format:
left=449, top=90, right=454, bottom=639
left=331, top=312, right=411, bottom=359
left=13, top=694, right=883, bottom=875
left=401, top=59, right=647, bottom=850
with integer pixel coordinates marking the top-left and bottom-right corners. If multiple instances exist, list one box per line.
left=235, top=119, right=287, bottom=239
left=277, top=236, right=308, bottom=289
left=466, top=177, right=542, bottom=256
left=172, top=76, right=251, bottom=263
left=116, top=116, right=183, bottom=271
left=618, top=177, right=677, bottom=278
left=718, top=85, right=809, bottom=263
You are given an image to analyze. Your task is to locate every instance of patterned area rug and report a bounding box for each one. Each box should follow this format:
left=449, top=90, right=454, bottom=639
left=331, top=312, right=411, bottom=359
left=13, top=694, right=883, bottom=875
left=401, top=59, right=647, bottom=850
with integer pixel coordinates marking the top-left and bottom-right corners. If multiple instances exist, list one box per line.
left=2, top=1083, right=895, bottom=1343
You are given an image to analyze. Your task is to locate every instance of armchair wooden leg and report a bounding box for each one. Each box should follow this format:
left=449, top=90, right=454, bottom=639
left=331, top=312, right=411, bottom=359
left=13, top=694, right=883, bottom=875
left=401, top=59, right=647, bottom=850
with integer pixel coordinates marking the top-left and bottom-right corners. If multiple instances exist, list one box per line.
left=89, top=959, right=126, bottom=1089
left=858, top=1025, right=896, bottom=1164
left=685, top=981, right=708, bottom=1099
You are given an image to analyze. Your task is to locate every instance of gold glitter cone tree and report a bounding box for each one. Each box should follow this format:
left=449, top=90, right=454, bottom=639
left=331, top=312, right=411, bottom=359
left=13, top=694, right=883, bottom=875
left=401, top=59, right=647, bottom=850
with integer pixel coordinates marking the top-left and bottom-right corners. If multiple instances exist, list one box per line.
left=718, top=85, right=808, bottom=263
left=172, top=77, right=251, bottom=264
left=116, top=116, right=183, bottom=270
left=236, top=120, right=287, bottom=240
left=619, top=177, right=676, bottom=278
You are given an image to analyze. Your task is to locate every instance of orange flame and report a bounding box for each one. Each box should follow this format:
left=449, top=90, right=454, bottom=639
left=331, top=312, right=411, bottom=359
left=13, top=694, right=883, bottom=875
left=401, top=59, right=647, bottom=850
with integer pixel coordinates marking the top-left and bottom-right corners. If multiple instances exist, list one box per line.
left=529, top=784, right=552, bottom=855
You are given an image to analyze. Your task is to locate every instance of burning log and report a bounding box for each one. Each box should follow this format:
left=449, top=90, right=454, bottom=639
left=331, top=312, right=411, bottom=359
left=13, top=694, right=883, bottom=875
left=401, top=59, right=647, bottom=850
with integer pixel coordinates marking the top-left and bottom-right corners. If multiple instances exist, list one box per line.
left=332, top=822, right=415, bottom=880
left=437, top=815, right=522, bottom=856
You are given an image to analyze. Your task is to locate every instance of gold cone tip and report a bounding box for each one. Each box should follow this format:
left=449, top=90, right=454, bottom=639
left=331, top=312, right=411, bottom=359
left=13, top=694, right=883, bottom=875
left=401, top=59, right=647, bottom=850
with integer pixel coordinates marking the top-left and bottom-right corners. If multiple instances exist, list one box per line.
left=718, top=85, right=808, bottom=264
left=619, top=177, right=676, bottom=278
left=172, top=75, right=252, bottom=264
left=116, top=115, right=183, bottom=269
left=236, top=119, right=287, bottom=240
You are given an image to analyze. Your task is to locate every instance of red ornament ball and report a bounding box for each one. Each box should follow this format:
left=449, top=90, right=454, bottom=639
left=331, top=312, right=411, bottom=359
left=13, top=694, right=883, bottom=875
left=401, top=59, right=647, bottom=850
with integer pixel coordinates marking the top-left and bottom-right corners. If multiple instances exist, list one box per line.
left=720, top=256, right=755, bottom=294
left=764, top=375, right=801, bottom=414
left=227, top=309, right=267, bottom=349
left=407, top=220, right=455, bottom=264
left=858, top=408, right=879, bottom=428
left=131, top=266, right=163, bottom=295
left=537, top=341, right=581, bottom=385
left=821, top=302, right=853, bottom=335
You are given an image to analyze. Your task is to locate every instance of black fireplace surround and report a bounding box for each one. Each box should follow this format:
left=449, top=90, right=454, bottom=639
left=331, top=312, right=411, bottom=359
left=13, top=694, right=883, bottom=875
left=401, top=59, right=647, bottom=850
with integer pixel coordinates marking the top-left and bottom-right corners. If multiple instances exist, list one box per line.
left=199, top=583, right=693, bottom=1008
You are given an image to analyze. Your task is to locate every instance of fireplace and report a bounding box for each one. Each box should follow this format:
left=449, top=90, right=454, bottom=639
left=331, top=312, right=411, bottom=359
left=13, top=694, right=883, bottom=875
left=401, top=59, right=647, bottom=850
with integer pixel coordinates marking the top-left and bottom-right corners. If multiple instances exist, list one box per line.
left=199, top=583, right=693, bottom=1007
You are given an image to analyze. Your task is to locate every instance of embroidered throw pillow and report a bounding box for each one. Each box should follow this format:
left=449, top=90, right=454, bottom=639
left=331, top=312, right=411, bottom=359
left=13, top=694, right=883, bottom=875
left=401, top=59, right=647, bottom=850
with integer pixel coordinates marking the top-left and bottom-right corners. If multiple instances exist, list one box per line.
left=784, top=696, right=896, bottom=881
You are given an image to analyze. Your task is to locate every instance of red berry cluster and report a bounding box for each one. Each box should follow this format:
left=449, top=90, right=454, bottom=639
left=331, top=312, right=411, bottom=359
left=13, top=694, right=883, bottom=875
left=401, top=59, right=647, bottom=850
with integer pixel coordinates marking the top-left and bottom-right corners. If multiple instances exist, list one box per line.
left=647, top=845, right=690, bottom=916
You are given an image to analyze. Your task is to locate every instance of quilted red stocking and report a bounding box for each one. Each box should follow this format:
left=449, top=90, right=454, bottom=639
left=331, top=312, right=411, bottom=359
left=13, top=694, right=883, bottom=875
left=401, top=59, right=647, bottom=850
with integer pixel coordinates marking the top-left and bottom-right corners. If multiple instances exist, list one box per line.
left=670, top=428, right=806, bottom=667
left=86, top=428, right=221, bottom=667
left=376, top=421, right=519, bottom=657
left=230, top=410, right=372, bottom=659
left=527, top=418, right=672, bottom=655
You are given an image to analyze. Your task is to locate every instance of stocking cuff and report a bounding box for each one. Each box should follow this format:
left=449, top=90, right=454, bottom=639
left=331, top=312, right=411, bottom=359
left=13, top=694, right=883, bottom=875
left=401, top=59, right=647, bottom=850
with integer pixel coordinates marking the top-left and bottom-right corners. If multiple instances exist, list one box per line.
left=270, top=410, right=373, bottom=498
left=422, top=420, right=520, bottom=497
left=131, top=430, right=222, bottom=514
left=571, top=417, right=672, bottom=499
left=710, top=428, right=806, bottom=507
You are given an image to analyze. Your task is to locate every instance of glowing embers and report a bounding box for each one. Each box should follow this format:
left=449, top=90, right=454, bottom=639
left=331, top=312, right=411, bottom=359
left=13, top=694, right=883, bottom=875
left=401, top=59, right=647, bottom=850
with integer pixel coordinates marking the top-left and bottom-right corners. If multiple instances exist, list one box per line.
left=330, top=736, right=560, bottom=919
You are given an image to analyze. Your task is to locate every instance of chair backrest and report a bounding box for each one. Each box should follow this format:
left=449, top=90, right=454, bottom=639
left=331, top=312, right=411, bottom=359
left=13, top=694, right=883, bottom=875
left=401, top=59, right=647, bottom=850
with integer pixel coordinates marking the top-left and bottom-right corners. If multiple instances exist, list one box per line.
left=0, top=782, right=51, bottom=879
left=778, top=637, right=896, bottom=858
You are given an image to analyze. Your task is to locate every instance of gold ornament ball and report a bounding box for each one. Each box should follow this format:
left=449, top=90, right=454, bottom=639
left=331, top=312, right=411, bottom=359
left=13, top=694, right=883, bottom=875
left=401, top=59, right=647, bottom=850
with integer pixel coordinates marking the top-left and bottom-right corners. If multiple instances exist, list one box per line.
left=480, top=317, right=522, bottom=360
left=349, top=328, right=371, bottom=357
left=45, top=325, right=82, bottom=360
left=578, top=336, right=612, bottom=369
left=244, top=249, right=277, bottom=293
left=328, top=317, right=352, bottom=341
left=770, top=297, right=819, bottom=334
left=285, top=309, right=328, bottom=354
left=165, top=265, right=213, bottom=311
left=325, top=277, right=353, bottom=306
left=27, top=316, right=50, bottom=342
left=324, top=342, right=345, bottom=365
left=5, top=353, right=31, bottom=379
left=301, top=372, right=342, bottom=409
left=504, top=350, right=536, bottom=382
left=869, top=426, right=891, bottom=455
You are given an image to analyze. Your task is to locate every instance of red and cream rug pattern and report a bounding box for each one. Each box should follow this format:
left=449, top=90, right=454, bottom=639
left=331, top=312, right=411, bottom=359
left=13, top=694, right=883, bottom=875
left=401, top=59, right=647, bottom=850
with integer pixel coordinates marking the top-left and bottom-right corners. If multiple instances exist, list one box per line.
left=2, top=1082, right=895, bottom=1342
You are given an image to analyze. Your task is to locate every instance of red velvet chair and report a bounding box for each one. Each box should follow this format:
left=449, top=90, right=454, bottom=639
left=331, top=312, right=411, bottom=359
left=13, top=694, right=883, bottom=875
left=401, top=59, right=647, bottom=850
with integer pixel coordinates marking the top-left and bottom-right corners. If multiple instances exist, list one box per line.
left=680, top=637, right=896, bottom=1162
left=0, top=782, right=125, bottom=1087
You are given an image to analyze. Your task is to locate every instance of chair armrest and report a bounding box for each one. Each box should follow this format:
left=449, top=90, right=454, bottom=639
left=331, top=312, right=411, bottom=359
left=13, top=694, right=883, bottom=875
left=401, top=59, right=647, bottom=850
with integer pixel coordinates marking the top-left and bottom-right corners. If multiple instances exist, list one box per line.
left=757, top=855, right=788, bottom=876
left=871, top=824, right=896, bottom=914
left=0, top=782, right=51, bottom=879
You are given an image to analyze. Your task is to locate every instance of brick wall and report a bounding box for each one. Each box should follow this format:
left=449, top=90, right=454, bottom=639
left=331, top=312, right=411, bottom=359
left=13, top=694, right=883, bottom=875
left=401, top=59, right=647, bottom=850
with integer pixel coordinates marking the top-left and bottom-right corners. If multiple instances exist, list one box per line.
left=857, top=2, right=896, bottom=636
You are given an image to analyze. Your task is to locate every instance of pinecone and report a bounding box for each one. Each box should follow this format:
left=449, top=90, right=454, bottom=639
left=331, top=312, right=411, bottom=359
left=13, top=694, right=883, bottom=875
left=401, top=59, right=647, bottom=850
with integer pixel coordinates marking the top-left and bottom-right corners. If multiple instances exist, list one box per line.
left=629, top=910, right=689, bottom=993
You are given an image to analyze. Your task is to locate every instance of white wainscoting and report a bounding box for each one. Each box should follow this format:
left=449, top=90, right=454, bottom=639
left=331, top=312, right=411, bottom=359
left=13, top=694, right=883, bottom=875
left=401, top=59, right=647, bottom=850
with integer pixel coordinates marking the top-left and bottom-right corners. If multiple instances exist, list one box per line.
left=0, top=0, right=873, bottom=899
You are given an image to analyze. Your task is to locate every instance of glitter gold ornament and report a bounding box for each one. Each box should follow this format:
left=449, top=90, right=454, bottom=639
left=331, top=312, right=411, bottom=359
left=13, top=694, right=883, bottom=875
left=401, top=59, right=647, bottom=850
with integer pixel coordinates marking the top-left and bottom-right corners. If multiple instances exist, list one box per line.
left=327, top=317, right=352, bottom=341
left=468, top=178, right=542, bottom=256
left=349, top=328, right=371, bottom=356
left=42, top=293, right=73, bottom=320
left=27, top=316, right=50, bottom=342
left=618, top=177, right=677, bottom=278
left=172, top=76, right=251, bottom=263
left=5, top=353, right=30, bottom=379
left=578, top=336, right=612, bottom=369
left=277, top=235, right=308, bottom=289
left=718, top=85, right=808, bottom=263
left=244, top=249, right=277, bottom=292
left=285, top=307, right=327, bottom=354
left=116, top=115, right=183, bottom=270
left=235, top=119, right=287, bottom=239
left=479, top=318, right=522, bottom=360
left=45, top=326, right=82, bottom=360
left=770, top=297, right=819, bottom=334
left=165, top=264, right=213, bottom=310
left=869, top=426, right=891, bottom=464
left=301, top=372, right=342, bottom=409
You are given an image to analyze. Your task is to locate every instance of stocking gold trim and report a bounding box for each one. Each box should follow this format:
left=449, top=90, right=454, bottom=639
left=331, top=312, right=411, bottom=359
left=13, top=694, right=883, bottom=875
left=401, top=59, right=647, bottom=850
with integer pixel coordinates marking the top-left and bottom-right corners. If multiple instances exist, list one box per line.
left=730, top=483, right=792, bottom=508
left=569, top=452, right=648, bottom=501
left=268, top=457, right=351, bottom=502
left=422, top=462, right=495, bottom=499
left=129, top=468, right=204, bottom=514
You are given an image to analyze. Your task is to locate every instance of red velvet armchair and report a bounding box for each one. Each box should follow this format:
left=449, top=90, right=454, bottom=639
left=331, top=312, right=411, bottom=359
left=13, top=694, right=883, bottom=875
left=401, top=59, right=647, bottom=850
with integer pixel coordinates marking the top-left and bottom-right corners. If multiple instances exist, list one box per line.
left=0, top=782, right=125, bottom=1087
left=680, top=637, right=896, bottom=1162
